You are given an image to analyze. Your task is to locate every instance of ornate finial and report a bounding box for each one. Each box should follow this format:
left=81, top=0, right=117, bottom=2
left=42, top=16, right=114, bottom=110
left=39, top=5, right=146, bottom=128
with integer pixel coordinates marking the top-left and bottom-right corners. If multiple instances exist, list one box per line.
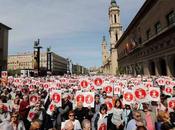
left=47, top=46, right=51, bottom=52
left=34, top=39, right=40, bottom=47
left=102, top=36, right=106, bottom=42
left=111, top=0, right=117, bottom=6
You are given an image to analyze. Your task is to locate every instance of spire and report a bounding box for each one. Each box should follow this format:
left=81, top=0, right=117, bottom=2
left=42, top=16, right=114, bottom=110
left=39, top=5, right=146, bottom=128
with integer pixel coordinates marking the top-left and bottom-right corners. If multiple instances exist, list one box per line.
left=111, top=0, right=117, bottom=6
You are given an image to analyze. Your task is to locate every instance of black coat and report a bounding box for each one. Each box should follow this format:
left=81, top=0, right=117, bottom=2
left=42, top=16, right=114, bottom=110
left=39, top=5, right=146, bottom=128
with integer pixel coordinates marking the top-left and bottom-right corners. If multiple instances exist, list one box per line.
left=74, top=107, right=89, bottom=124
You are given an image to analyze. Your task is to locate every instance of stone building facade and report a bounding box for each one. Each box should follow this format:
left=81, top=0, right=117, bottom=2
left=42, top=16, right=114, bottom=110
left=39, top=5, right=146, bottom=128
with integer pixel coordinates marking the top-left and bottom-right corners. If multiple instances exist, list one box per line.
left=8, top=52, right=68, bottom=75
left=116, top=0, right=175, bottom=76
left=0, top=23, right=11, bottom=73
left=101, top=0, right=122, bottom=75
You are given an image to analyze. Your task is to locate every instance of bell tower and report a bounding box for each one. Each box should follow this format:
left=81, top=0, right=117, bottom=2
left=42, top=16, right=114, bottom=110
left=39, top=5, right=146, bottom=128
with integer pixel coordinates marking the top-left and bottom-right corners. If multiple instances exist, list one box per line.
left=109, top=0, right=122, bottom=74
left=102, top=36, right=109, bottom=66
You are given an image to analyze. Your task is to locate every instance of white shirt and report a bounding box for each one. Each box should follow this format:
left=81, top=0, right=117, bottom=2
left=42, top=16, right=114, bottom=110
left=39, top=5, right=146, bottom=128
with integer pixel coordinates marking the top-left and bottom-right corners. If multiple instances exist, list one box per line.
left=126, top=119, right=137, bottom=130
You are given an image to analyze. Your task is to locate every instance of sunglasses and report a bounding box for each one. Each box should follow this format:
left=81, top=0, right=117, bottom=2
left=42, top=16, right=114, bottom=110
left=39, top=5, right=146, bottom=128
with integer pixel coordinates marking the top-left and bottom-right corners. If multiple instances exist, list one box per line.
left=136, top=115, right=141, bottom=118
left=69, top=115, right=75, bottom=117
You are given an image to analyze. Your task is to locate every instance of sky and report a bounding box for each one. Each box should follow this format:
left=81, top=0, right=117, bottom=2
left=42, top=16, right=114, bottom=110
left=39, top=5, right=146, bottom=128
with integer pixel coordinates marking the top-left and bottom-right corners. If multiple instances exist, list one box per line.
left=0, top=0, right=145, bottom=68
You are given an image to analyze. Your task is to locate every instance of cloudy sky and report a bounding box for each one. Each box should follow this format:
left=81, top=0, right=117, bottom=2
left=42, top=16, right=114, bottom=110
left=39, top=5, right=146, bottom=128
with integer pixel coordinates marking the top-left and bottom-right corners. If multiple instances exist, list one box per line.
left=0, top=0, right=145, bottom=68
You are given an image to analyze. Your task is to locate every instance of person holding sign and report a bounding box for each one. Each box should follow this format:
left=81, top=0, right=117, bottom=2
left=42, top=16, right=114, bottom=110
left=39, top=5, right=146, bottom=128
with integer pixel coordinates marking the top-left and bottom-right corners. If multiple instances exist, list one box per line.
left=94, top=104, right=109, bottom=130
left=141, top=103, right=156, bottom=130
left=111, top=99, right=124, bottom=130
left=19, top=95, right=31, bottom=130
left=74, top=101, right=89, bottom=124
left=57, top=94, right=73, bottom=130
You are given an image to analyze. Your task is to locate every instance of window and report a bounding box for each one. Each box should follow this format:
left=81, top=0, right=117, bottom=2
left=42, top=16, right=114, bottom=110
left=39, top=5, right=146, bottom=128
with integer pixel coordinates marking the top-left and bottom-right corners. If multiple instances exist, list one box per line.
left=155, top=21, right=162, bottom=34
left=114, top=14, right=117, bottom=23
left=138, top=37, right=142, bottom=44
left=146, top=29, right=151, bottom=40
left=116, top=34, right=118, bottom=41
left=166, top=11, right=175, bottom=25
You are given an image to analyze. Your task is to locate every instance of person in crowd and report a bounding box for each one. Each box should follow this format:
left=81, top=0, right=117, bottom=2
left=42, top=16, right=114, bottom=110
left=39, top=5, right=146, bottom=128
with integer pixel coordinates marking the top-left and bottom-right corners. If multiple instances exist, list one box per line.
left=0, top=103, right=12, bottom=130
left=0, top=103, right=11, bottom=122
left=158, top=111, right=175, bottom=130
left=62, top=110, right=81, bottom=130
left=170, top=108, right=175, bottom=126
left=29, top=119, right=41, bottom=130
left=32, top=101, right=47, bottom=130
left=100, top=91, right=107, bottom=103
left=111, top=99, right=124, bottom=130
left=91, top=94, right=101, bottom=130
left=12, top=98, right=20, bottom=112
left=123, top=104, right=133, bottom=130
left=140, top=103, right=156, bottom=130
left=63, top=120, right=74, bottom=130
left=93, top=94, right=101, bottom=113
left=74, top=101, right=89, bottom=124
left=82, top=119, right=91, bottom=130
left=94, top=104, right=109, bottom=130
left=56, top=93, right=73, bottom=129
left=19, top=95, right=31, bottom=130
left=10, top=112, right=26, bottom=130
left=127, top=110, right=145, bottom=130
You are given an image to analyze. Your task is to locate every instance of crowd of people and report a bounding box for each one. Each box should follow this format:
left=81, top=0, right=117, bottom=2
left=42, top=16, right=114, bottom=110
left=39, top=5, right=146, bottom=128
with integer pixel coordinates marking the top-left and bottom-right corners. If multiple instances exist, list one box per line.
left=0, top=75, right=175, bottom=130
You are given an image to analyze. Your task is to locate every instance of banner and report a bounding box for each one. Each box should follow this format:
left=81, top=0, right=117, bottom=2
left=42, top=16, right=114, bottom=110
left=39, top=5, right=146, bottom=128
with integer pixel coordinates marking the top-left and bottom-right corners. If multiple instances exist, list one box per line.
left=134, top=86, right=148, bottom=103
left=79, top=79, right=90, bottom=89
left=104, top=99, right=113, bottom=114
left=50, top=90, right=62, bottom=107
left=98, top=117, right=107, bottom=130
left=156, top=78, right=165, bottom=86
left=93, top=77, right=103, bottom=89
left=164, top=85, right=173, bottom=96
left=84, top=92, right=95, bottom=107
left=29, top=95, right=38, bottom=106
left=47, top=103, right=56, bottom=115
left=103, top=84, right=113, bottom=96
left=75, top=92, right=94, bottom=107
left=143, top=82, right=153, bottom=88
left=123, top=89, right=134, bottom=105
left=113, top=86, right=121, bottom=95
left=148, top=87, right=160, bottom=102
left=167, top=97, right=175, bottom=112
left=1, top=71, right=8, bottom=79
left=27, top=109, right=36, bottom=122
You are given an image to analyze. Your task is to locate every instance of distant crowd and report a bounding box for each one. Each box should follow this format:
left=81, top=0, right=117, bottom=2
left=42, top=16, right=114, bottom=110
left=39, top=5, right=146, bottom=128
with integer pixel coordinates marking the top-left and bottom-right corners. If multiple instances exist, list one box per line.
left=0, top=75, right=175, bottom=130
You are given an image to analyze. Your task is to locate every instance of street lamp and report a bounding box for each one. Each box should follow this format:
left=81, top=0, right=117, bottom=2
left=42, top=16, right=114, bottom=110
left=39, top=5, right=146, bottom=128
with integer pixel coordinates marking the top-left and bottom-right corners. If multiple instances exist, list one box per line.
left=47, top=47, right=52, bottom=75
left=33, top=39, right=42, bottom=76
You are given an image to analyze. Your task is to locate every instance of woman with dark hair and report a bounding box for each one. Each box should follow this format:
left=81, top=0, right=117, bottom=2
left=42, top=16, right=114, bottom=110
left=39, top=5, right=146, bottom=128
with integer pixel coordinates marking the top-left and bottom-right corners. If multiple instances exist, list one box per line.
left=94, top=104, right=109, bottom=130
left=10, top=112, right=26, bottom=130
left=12, top=98, right=20, bottom=112
left=111, top=99, right=124, bottom=130
left=123, top=105, right=133, bottom=129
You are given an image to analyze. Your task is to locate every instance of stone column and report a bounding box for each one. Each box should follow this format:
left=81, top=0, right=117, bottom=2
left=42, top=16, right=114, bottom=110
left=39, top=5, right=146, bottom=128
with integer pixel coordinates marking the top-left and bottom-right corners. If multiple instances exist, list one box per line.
left=143, top=61, right=150, bottom=76
left=165, top=56, right=172, bottom=76
left=154, top=59, right=160, bottom=76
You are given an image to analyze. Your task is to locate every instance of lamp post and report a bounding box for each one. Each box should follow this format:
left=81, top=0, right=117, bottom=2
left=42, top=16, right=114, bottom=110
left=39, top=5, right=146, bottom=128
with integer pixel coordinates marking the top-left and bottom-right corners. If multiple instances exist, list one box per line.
left=47, top=47, right=52, bottom=75
left=33, top=39, right=42, bottom=76
left=66, top=58, right=70, bottom=75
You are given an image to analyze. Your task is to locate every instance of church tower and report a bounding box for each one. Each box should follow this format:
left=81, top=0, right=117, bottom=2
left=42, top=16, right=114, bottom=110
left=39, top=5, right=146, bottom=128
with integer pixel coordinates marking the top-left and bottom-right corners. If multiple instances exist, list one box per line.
left=109, top=0, right=122, bottom=74
left=102, top=36, right=109, bottom=65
